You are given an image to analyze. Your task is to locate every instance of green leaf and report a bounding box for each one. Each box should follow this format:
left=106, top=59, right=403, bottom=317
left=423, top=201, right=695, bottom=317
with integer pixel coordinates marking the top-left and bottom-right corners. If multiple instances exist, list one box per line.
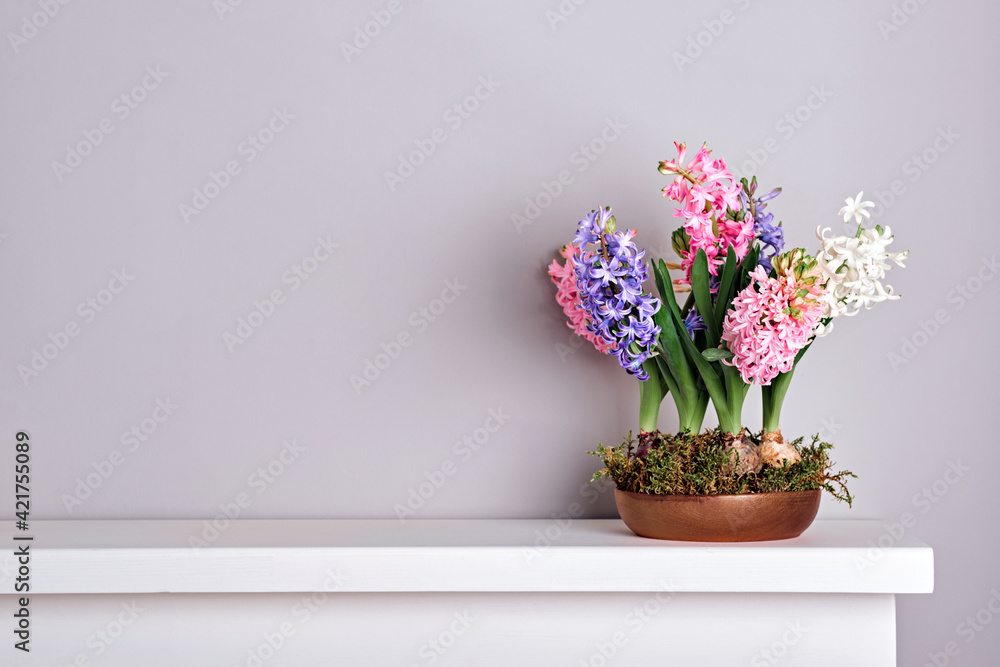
left=652, top=261, right=698, bottom=403
left=653, top=354, right=685, bottom=416
left=735, top=245, right=761, bottom=292
left=701, top=347, right=734, bottom=361
left=690, top=249, right=719, bottom=346
left=680, top=292, right=695, bottom=317
left=651, top=258, right=672, bottom=302
left=658, top=317, right=696, bottom=399
left=659, top=260, right=680, bottom=314
left=714, top=247, right=738, bottom=332
left=665, top=293, right=731, bottom=427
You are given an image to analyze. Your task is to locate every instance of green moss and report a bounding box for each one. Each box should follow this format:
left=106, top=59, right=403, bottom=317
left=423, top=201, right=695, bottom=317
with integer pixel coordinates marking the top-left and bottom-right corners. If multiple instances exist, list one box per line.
left=589, top=430, right=855, bottom=505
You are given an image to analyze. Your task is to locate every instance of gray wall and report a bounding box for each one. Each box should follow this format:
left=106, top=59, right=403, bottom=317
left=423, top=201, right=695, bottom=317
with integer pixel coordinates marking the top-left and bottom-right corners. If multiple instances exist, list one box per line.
left=1, top=0, right=997, bottom=663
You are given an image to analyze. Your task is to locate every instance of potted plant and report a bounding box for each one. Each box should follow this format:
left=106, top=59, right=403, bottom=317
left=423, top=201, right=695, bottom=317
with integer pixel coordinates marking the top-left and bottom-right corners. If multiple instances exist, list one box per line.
left=548, top=142, right=907, bottom=542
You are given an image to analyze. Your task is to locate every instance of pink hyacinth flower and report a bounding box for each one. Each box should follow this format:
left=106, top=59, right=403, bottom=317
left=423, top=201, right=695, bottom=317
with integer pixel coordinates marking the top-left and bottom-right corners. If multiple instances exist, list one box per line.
left=721, top=263, right=826, bottom=385
left=547, top=245, right=616, bottom=355
left=659, top=142, right=749, bottom=282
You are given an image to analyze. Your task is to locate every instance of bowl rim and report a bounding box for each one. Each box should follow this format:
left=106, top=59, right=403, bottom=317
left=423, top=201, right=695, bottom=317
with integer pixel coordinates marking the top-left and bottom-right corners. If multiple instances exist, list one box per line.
left=614, top=488, right=822, bottom=501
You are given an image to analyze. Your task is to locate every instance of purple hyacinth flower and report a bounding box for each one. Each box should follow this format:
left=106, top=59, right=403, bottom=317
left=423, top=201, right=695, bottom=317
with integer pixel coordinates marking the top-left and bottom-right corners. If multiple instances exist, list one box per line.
left=683, top=309, right=708, bottom=340
left=572, top=207, right=661, bottom=380
left=741, top=184, right=785, bottom=273
left=757, top=187, right=781, bottom=203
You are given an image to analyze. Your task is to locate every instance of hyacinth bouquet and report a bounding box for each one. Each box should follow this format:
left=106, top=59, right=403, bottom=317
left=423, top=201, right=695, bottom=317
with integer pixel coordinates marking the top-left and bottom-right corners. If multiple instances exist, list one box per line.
left=548, top=142, right=907, bottom=520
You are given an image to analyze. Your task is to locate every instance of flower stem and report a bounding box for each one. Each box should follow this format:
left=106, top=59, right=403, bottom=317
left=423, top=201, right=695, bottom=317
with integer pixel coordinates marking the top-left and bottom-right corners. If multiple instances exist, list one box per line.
left=680, top=392, right=709, bottom=434
left=762, top=368, right=795, bottom=433
left=720, top=365, right=746, bottom=435
left=638, top=360, right=665, bottom=432
left=677, top=168, right=699, bottom=185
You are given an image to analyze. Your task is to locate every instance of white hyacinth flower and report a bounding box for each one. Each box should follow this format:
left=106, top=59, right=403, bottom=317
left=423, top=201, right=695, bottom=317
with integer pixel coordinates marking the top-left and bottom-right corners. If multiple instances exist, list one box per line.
left=813, top=224, right=908, bottom=337
left=839, top=191, right=876, bottom=226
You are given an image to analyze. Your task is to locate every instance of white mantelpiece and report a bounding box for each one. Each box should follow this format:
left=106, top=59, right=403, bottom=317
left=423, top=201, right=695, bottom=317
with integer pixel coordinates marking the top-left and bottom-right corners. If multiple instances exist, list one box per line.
left=1, top=520, right=932, bottom=666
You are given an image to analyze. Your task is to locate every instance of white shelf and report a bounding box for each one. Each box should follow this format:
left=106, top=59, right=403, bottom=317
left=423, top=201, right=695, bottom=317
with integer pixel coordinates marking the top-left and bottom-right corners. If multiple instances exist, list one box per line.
left=1, top=519, right=932, bottom=595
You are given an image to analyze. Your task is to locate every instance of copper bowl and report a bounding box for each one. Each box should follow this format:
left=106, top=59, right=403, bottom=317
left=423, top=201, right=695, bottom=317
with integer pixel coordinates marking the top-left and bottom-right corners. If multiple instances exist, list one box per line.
left=614, top=488, right=821, bottom=542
